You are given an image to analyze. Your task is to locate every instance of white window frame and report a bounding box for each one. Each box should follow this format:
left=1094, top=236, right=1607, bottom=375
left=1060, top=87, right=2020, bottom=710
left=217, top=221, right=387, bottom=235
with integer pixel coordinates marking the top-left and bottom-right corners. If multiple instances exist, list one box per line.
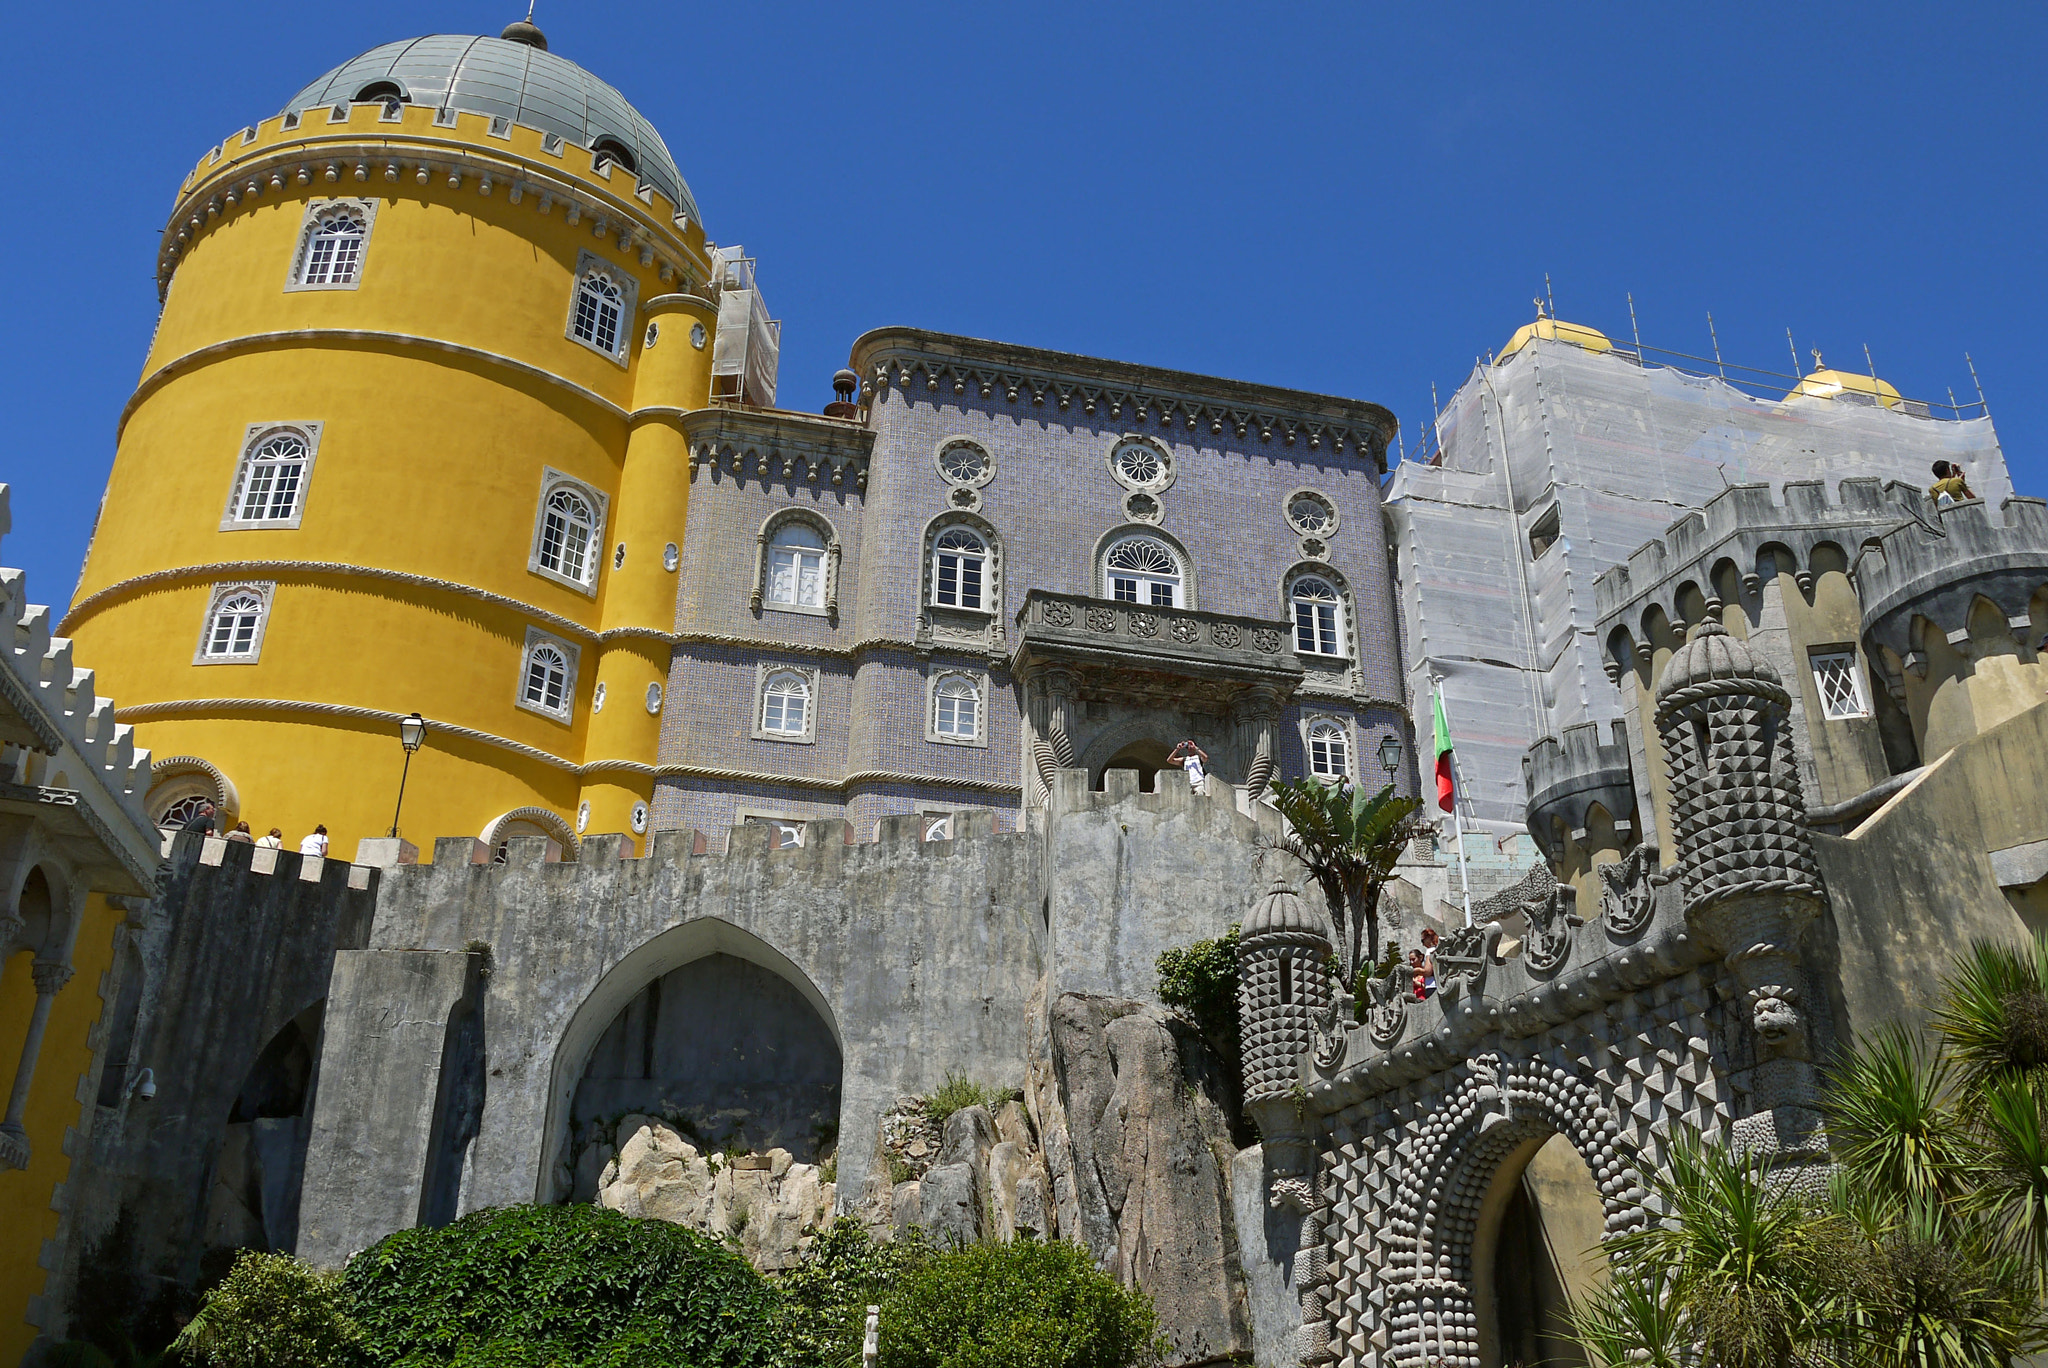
left=753, top=664, right=819, bottom=744
left=932, top=527, right=990, bottom=612
left=285, top=199, right=377, bottom=292
left=754, top=512, right=839, bottom=620
left=515, top=628, right=580, bottom=723
left=933, top=437, right=996, bottom=488
left=1102, top=534, right=1185, bottom=608
left=1106, top=434, right=1176, bottom=492
left=194, top=582, right=275, bottom=665
left=221, top=423, right=323, bottom=530
left=1290, top=574, right=1347, bottom=658
left=1284, top=489, right=1340, bottom=538
left=1304, top=715, right=1353, bottom=782
left=1809, top=646, right=1871, bottom=720
left=736, top=809, right=814, bottom=849
left=927, top=670, right=988, bottom=748
left=564, top=250, right=638, bottom=364
left=527, top=470, right=610, bottom=595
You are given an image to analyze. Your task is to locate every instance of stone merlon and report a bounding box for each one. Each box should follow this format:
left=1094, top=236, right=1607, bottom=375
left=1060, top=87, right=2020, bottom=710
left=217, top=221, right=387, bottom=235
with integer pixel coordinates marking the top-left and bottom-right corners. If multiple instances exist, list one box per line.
left=1522, top=719, right=1635, bottom=860
left=1856, top=495, right=2048, bottom=667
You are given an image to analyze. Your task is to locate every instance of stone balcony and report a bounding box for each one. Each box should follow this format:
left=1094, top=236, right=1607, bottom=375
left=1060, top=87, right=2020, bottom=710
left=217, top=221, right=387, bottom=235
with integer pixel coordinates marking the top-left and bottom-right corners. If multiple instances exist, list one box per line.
left=1010, top=590, right=1303, bottom=701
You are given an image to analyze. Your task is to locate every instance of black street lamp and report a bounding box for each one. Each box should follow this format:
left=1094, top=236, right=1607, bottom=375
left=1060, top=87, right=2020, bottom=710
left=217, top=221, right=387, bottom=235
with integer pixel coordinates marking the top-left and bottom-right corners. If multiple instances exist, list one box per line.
left=389, top=712, right=427, bottom=838
left=1378, top=732, right=1404, bottom=777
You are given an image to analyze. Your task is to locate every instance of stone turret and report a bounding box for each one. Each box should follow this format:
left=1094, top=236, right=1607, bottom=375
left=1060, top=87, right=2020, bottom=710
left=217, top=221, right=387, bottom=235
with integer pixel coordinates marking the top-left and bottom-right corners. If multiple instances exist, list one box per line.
left=1653, top=617, right=1829, bottom=1164
left=1238, top=873, right=1331, bottom=1202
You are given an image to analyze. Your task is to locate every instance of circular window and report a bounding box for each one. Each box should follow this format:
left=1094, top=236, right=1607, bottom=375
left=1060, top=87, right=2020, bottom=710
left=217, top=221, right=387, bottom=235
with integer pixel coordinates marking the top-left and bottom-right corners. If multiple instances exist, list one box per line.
left=576, top=801, right=591, bottom=834
left=1124, top=491, right=1161, bottom=524
left=630, top=802, right=650, bottom=835
left=690, top=322, right=707, bottom=350
left=1286, top=491, right=1339, bottom=537
left=935, top=439, right=994, bottom=487
left=663, top=542, right=680, bottom=571
left=1108, top=437, right=1173, bottom=492
left=646, top=682, right=664, bottom=714
left=592, top=682, right=607, bottom=713
left=645, top=323, right=659, bottom=349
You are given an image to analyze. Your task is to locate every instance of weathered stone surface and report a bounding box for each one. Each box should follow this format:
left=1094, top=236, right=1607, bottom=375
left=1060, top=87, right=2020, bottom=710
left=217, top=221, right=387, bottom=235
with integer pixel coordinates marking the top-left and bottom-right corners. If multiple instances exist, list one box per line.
left=919, top=1162, right=983, bottom=1248
left=891, top=1180, right=922, bottom=1235
left=595, top=1122, right=833, bottom=1270
left=1231, top=1144, right=1304, bottom=1368
left=1042, top=992, right=1251, bottom=1366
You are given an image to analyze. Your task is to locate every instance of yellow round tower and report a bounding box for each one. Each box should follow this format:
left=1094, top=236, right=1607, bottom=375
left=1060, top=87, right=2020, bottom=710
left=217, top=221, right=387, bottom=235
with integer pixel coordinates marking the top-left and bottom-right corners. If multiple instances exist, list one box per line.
left=64, top=25, right=714, bottom=857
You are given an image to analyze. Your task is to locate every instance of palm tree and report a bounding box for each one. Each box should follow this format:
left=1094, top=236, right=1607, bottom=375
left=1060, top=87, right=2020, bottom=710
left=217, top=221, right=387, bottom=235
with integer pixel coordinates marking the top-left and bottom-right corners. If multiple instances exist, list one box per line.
left=1263, top=776, right=1421, bottom=986
left=1932, top=937, right=2048, bottom=1099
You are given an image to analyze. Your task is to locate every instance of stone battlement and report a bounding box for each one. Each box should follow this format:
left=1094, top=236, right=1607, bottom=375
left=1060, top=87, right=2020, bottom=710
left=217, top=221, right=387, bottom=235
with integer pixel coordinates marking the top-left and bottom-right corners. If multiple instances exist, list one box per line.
left=1521, top=719, right=1635, bottom=860
left=1594, top=476, right=1923, bottom=633
left=0, top=487, right=153, bottom=830
left=1856, top=495, right=2048, bottom=669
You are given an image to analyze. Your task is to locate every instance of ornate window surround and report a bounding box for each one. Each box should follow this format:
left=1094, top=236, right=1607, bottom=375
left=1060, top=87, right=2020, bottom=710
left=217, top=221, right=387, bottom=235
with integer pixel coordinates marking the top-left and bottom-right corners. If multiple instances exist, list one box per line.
left=284, top=198, right=377, bottom=292
left=921, top=512, right=1001, bottom=618
left=1284, top=488, right=1340, bottom=538
left=1280, top=562, right=1356, bottom=664
left=926, top=668, right=989, bottom=749
left=1106, top=434, right=1176, bottom=493
left=735, top=808, right=815, bottom=849
left=752, top=662, right=820, bottom=744
left=526, top=468, right=610, bottom=596
left=1300, top=712, right=1356, bottom=782
left=1093, top=524, right=1197, bottom=610
left=146, top=754, right=241, bottom=828
left=221, top=422, right=324, bottom=531
left=193, top=581, right=275, bottom=665
left=932, top=436, right=996, bottom=489
left=564, top=249, right=638, bottom=365
left=751, top=509, right=841, bottom=623
left=480, top=806, right=577, bottom=858
left=515, top=626, right=581, bottom=724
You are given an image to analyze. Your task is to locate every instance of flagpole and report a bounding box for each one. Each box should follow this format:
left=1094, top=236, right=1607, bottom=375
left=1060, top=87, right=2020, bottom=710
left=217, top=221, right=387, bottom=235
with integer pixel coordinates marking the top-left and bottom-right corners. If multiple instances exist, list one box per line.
left=1434, top=678, right=1475, bottom=928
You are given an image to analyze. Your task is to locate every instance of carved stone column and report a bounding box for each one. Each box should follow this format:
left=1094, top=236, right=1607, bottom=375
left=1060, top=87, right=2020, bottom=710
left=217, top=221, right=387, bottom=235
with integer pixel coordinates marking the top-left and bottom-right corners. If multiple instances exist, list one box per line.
left=1235, top=683, right=1282, bottom=799
left=0, top=958, right=74, bottom=1169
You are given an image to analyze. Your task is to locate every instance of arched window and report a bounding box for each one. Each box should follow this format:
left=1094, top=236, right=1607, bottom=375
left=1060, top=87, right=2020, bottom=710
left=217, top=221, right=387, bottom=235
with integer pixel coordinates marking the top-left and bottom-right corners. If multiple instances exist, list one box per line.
left=572, top=270, right=625, bottom=355
left=761, top=670, right=811, bottom=737
left=522, top=642, right=571, bottom=715
left=767, top=523, right=827, bottom=610
left=293, top=205, right=369, bottom=287
left=591, top=137, right=638, bottom=176
left=225, top=426, right=319, bottom=527
left=198, top=584, right=272, bottom=662
left=1291, top=575, right=1345, bottom=656
left=933, top=528, right=988, bottom=610
left=933, top=674, right=981, bottom=741
left=1307, top=718, right=1351, bottom=780
left=1104, top=536, right=1183, bottom=607
left=538, top=488, right=596, bottom=583
left=159, top=794, right=217, bottom=827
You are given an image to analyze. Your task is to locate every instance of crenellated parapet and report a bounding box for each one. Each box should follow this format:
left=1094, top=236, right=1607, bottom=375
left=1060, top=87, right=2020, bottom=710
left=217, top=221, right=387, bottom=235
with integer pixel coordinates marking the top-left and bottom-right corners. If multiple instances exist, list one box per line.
left=1521, top=719, right=1636, bottom=862
left=1593, top=477, right=1921, bottom=668
left=1856, top=495, right=2048, bottom=676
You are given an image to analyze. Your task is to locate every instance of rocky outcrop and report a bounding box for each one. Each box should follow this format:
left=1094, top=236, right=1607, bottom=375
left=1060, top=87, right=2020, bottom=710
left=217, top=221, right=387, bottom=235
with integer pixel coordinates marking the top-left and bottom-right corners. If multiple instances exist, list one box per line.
left=1030, top=992, right=1252, bottom=1366
left=594, top=1116, right=834, bottom=1271
left=858, top=1096, right=1056, bottom=1248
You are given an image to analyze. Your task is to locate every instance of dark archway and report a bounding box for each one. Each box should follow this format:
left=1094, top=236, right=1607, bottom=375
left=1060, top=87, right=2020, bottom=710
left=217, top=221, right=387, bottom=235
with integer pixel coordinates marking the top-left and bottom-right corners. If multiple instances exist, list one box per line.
left=566, top=952, right=842, bottom=1198
left=203, top=1001, right=324, bottom=1263
left=1476, top=1132, right=1607, bottom=1367
left=1097, top=737, right=1174, bottom=792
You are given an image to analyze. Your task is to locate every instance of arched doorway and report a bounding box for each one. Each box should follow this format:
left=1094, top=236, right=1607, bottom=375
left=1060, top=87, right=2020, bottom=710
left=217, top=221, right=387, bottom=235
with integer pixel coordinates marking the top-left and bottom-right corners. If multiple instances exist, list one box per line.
left=1097, top=737, right=1174, bottom=792
left=539, top=919, right=843, bottom=1204
left=1472, top=1132, right=1609, bottom=1367
left=203, top=1002, right=324, bottom=1266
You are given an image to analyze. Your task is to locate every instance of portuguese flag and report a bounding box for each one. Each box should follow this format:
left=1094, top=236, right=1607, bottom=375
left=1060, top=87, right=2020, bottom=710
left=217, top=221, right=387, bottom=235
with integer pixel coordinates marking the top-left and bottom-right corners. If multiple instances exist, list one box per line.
left=1432, top=686, right=1456, bottom=813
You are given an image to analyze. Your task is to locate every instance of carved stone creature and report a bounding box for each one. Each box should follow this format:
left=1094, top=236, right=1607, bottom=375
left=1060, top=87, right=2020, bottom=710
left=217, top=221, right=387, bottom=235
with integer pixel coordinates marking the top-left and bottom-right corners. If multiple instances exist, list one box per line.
left=1596, top=842, right=1661, bottom=938
left=1748, top=985, right=1807, bottom=1055
left=1521, top=883, right=1582, bottom=974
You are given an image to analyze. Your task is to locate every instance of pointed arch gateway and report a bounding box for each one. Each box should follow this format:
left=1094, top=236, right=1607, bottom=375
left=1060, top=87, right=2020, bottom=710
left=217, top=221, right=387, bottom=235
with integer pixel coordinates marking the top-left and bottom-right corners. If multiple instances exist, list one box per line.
left=537, top=918, right=844, bottom=1203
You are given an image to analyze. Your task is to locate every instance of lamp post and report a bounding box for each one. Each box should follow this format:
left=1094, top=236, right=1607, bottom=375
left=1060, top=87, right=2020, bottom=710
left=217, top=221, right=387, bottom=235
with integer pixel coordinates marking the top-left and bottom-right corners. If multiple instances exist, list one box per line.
left=1377, top=732, right=1404, bottom=777
left=389, top=712, right=427, bottom=839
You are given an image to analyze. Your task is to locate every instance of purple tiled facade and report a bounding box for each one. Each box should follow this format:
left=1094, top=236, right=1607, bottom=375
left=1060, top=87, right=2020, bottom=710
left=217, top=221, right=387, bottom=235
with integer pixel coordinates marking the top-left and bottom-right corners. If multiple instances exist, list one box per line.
left=654, top=329, right=1409, bottom=843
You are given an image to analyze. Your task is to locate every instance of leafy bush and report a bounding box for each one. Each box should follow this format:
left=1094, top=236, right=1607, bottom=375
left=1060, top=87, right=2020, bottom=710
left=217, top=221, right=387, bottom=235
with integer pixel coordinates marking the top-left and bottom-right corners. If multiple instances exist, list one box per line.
left=1156, top=925, right=1240, bottom=1062
left=774, top=1218, right=929, bottom=1368
left=170, top=1251, right=367, bottom=1368
left=877, top=1237, right=1162, bottom=1368
left=922, top=1073, right=996, bottom=1125
left=337, top=1203, right=781, bottom=1367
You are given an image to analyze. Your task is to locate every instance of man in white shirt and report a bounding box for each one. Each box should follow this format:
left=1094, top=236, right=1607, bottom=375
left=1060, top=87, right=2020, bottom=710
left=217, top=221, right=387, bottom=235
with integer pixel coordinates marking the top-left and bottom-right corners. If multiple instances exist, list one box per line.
left=298, top=824, right=329, bottom=858
left=1165, top=740, right=1209, bottom=794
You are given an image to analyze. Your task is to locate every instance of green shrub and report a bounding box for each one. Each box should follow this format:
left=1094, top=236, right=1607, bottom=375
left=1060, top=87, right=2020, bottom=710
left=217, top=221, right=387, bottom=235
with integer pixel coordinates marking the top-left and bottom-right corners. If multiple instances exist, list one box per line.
left=922, top=1074, right=995, bottom=1126
left=1156, top=925, right=1240, bottom=1062
left=877, top=1237, right=1162, bottom=1368
left=337, top=1204, right=780, bottom=1367
left=774, top=1219, right=929, bottom=1368
left=170, top=1251, right=367, bottom=1368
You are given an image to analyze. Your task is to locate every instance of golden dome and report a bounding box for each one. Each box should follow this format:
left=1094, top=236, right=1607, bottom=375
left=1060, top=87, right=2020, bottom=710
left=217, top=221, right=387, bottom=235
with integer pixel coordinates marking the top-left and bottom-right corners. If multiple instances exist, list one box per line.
left=1788, top=367, right=1902, bottom=409
left=1501, top=318, right=1612, bottom=360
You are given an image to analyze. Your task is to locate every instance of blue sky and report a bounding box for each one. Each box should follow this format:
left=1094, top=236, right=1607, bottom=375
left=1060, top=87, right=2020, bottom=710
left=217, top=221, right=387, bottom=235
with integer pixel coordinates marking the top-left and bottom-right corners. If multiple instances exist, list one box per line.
left=5, top=2, right=2042, bottom=612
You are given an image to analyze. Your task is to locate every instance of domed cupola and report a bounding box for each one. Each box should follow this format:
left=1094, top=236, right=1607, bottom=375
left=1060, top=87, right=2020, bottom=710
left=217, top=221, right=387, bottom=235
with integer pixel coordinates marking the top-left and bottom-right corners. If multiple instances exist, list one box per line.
left=283, top=33, right=700, bottom=225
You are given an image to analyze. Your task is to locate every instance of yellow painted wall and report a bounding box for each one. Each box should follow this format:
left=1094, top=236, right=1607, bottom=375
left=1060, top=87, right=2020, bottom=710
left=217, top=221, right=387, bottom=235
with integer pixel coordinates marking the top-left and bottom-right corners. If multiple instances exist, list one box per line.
left=0, top=896, right=122, bottom=1360
left=68, top=108, right=714, bottom=859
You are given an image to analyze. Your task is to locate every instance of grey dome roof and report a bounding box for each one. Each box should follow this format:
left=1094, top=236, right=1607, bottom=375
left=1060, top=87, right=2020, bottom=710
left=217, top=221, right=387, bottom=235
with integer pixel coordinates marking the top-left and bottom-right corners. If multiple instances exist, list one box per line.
left=1655, top=618, right=1784, bottom=705
left=283, top=35, right=699, bottom=225
left=1244, top=874, right=1326, bottom=942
